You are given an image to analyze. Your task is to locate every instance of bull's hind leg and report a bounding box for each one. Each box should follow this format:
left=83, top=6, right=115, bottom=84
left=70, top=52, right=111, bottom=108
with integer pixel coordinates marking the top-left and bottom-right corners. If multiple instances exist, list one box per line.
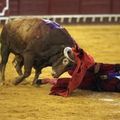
left=12, top=55, right=23, bottom=76
left=13, top=53, right=34, bottom=85
left=0, top=45, right=10, bottom=85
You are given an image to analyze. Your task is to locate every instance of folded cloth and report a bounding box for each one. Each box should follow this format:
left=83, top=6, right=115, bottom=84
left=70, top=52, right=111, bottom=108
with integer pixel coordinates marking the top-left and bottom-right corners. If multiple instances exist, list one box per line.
left=50, top=47, right=95, bottom=97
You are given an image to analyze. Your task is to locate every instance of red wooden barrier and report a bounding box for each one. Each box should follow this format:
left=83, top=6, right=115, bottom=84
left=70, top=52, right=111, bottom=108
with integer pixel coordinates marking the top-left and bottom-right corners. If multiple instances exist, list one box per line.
left=0, top=0, right=120, bottom=16
left=112, top=0, right=120, bottom=13
left=0, top=0, right=6, bottom=12
left=49, top=0, right=79, bottom=14
left=9, top=0, right=19, bottom=15
left=79, top=0, right=111, bottom=14
left=19, top=0, right=49, bottom=15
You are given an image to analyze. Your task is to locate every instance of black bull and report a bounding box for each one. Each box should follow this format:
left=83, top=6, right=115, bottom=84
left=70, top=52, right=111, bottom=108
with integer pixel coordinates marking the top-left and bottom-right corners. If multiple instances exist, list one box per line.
left=0, top=18, right=77, bottom=85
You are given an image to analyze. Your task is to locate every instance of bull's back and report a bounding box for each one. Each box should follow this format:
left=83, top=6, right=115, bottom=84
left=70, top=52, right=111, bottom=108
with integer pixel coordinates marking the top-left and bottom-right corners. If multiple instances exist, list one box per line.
left=1, top=18, right=75, bottom=55
left=7, top=18, right=49, bottom=42
left=1, top=18, right=50, bottom=54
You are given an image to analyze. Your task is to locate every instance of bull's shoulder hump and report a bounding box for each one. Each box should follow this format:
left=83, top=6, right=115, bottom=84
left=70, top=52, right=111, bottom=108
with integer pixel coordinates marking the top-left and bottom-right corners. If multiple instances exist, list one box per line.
left=7, top=18, right=43, bottom=28
left=7, top=18, right=43, bottom=33
left=5, top=18, right=49, bottom=42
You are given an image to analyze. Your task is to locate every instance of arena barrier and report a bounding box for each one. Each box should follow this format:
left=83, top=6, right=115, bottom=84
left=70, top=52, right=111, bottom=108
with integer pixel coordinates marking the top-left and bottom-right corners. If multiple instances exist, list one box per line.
left=0, top=0, right=120, bottom=24
left=0, top=0, right=9, bottom=16
left=0, top=14, right=120, bottom=24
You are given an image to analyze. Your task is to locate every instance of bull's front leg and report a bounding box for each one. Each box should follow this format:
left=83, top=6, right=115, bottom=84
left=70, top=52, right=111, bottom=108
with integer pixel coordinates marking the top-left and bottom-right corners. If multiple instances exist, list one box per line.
left=32, top=69, right=41, bottom=86
left=13, top=53, right=34, bottom=85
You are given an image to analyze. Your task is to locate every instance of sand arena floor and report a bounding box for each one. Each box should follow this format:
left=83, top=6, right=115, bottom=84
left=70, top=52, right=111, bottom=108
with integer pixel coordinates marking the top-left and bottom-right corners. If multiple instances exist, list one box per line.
left=0, top=25, right=120, bottom=120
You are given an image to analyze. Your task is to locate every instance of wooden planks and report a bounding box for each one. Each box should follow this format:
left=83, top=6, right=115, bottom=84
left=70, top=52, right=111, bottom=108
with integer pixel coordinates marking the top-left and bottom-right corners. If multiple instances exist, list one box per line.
left=1, top=0, right=120, bottom=15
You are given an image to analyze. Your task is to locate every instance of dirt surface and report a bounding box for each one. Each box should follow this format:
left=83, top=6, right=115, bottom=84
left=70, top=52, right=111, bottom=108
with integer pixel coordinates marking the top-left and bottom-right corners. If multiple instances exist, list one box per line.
left=0, top=25, right=120, bottom=120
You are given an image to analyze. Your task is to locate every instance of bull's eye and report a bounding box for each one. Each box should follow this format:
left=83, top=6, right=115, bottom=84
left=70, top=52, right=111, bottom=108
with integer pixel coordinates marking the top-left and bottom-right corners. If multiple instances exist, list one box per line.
left=62, top=58, right=69, bottom=65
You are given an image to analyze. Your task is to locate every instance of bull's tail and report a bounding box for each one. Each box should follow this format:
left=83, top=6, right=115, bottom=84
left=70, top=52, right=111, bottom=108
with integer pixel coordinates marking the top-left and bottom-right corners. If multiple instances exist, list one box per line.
left=0, top=25, right=3, bottom=55
left=0, top=25, right=10, bottom=83
left=0, top=31, right=2, bottom=55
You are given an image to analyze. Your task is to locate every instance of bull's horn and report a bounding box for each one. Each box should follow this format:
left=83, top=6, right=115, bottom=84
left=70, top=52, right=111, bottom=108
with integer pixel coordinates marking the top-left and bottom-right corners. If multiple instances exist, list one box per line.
left=63, top=47, right=75, bottom=63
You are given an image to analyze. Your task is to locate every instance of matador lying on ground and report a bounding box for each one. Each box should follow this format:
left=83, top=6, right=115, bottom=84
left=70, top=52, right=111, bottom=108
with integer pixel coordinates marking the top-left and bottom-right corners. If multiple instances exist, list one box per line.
left=38, top=48, right=120, bottom=97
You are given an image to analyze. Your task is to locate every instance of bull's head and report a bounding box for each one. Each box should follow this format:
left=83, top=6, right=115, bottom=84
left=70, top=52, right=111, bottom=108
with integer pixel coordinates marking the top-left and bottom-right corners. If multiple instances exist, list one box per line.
left=51, top=47, right=76, bottom=78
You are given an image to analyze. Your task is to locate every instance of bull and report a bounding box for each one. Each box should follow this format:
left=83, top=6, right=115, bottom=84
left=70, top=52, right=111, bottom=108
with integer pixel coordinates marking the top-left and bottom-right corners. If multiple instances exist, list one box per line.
left=12, top=47, right=76, bottom=85
left=0, top=18, right=77, bottom=85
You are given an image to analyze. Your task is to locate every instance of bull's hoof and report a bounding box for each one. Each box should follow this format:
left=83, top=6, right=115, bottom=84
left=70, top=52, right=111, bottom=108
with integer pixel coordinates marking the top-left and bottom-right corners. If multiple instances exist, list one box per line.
left=32, top=79, right=42, bottom=87
left=12, top=80, right=19, bottom=85
left=35, top=79, right=42, bottom=85
left=12, top=78, right=23, bottom=85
